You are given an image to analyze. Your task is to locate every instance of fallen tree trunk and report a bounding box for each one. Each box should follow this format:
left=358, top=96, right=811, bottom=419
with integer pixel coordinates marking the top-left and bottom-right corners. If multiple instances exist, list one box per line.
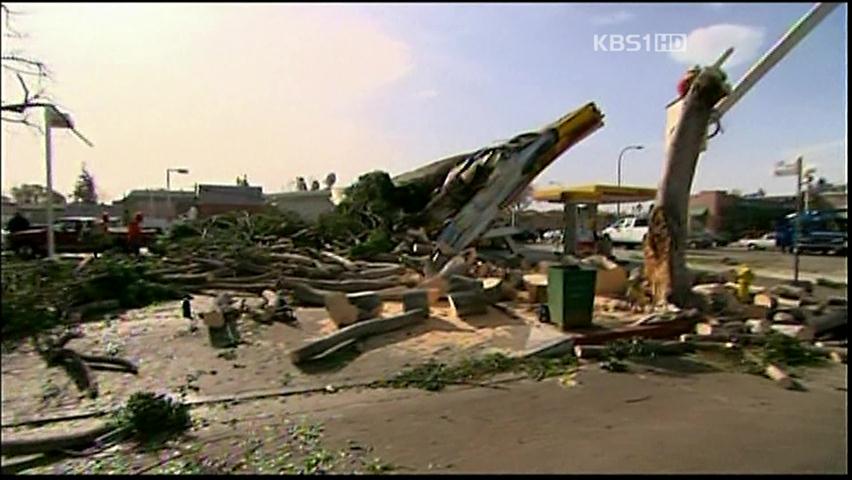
left=290, top=282, right=332, bottom=306
left=160, top=273, right=212, bottom=285
left=77, top=354, right=139, bottom=374
left=341, top=265, right=407, bottom=280
left=644, top=66, right=730, bottom=308
left=290, top=310, right=425, bottom=364
left=53, top=349, right=98, bottom=399
left=268, top=252, right=316, bottom=266
left=573, top=309, right=703, bottom=345
left=0, top=422, right=117, bottom=457
left=203, top=282, right=274, bottom=294
left=319, top=251, right=358, bottom=270
left=281, top=276, right=405, bottom=293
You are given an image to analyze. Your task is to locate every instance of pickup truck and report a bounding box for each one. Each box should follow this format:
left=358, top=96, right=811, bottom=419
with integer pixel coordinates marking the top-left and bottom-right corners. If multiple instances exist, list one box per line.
left=794, top=231, right=847, bottom=256
left=7, top=217, right=158, bottom=258
left=601, top=216, right=648, bottom=249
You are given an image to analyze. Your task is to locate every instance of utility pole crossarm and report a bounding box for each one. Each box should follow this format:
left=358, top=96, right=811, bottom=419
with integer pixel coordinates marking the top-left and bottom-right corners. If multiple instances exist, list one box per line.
left=714, top=2, right=840, bottom=118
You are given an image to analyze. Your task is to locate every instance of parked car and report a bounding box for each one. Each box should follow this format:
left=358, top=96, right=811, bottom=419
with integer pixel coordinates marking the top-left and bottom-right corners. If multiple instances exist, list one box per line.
left=687, top=231, right=715, bottom=249
left=542, top=229, right=563, bottom=243
left=601, top=216, right=648, bottom=249
left=736, top=233, right=776, bottom=250
left=7, top=216, right=156, bottom=258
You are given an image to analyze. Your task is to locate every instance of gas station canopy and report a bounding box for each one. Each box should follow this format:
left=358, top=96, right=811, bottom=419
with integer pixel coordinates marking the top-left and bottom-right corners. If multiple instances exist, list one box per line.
left=533, top=184, right=657, bottom=204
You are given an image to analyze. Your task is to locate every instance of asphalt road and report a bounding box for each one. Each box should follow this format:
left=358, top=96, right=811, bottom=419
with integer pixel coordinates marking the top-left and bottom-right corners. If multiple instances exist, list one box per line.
left=523, top=243, right=847, bottom=285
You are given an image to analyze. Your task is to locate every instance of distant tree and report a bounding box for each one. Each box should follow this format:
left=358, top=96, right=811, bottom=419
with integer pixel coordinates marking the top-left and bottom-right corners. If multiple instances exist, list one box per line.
left=11, top=183, right=65, bottom=205
left=310, top=180, right=321, bottom=191
left=295, top=177, right=308, bottom=191
left=1, top=3, right=54, bottom=129
left=71, top=163, right=97, bottom=204
left=236, top=174, right=249, bottom=187
left=324, top=172, right=337, bottom=190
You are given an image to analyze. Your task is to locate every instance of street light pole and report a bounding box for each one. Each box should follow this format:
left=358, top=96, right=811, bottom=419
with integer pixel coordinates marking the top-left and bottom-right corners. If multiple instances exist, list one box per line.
left=616, top=144, right=644, bottom=218
left=793, top=156, right=803, bottom=283
left=165, top=168, right=189, bottom=224
left=44, top=122, right=55, bottom=259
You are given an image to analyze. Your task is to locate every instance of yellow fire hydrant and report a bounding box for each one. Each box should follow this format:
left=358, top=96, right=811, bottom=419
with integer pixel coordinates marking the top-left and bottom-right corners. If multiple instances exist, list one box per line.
left=735, top=265, right=755, bottom=303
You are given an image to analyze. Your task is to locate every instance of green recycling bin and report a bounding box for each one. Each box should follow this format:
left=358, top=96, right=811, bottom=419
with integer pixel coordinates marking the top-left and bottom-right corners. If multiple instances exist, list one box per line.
left=547, top=265, right=597, bottom=330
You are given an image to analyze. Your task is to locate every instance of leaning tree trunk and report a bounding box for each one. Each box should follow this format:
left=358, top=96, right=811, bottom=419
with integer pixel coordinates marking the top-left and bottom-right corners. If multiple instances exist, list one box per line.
left=645, top=67, right=730, bottom=308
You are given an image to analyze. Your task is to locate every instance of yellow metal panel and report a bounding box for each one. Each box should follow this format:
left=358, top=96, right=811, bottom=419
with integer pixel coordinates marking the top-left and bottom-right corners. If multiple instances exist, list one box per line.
left=533, top=184, right=656, bottom=204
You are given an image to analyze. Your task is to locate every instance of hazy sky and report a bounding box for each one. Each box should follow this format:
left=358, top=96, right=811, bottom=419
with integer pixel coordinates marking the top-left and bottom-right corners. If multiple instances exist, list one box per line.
left=1, top=3, right=847, bottom=202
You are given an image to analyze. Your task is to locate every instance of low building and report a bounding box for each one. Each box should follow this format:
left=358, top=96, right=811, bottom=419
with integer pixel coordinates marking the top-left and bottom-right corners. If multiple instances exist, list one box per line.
left=265, top=190, right=334, bottom=223
left=689, top=190, right=795, bottom=238
left=196, top=184, right=265, bottom=218
left=113, top=189, right=196, bottom=229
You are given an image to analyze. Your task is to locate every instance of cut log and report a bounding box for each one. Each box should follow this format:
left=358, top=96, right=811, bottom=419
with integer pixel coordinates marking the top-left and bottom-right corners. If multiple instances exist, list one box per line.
left=203, top=282, right=274, bottom=294
left=281, top=276, right=404, bottom=293
left=290, top=282, right=331, bottom=306
left=269, top=252, right=315, bottom=266
left=448, top=275, right=484, bottom=293
left=745, top=318, right=772, bottom=335
left=770, top=324, right=815, bottom=341
left=77, top=354, right=139, bottom=374
left=289, top=310, right=424, bottom=364
left=324, top=291, right=381, bottom=328
left=523, top=273, right=548, bottom=303
left=804, top=308, right=847, bottom=337
left=160, top=272, right=214, bottom=285
left=764, top=363, right=798, bottom=390
left=319, top=251, right=358, bottom=270
left=516, top=337, right=575, bottom=359
left=573, top=345, right=607, bottom=360
left=695, top=322, right=744, bottom=336
left=482, top=278, right=507, bottom=304
left=691, top=283, right=744, bottom=316
left=770, top=284, right=808, bottom=300
left=772, top=309, right=807, bottom=324
left=679, top=333, right=768, bottom=345
left=754, top=293, right=779, bottom=310
left=324, top=292, right=359, bottom=327
left=402, top=289, right=430, bottom=319
left=449, top=290, right=487, bottom=317
left=827, top=297, right=848, bottom=308
left=342, top=265, right=406, bottom=280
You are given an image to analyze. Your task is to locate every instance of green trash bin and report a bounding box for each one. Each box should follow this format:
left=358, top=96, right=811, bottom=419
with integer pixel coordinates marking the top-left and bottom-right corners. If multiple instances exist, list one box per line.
left=547, top=265, right=597, bottom=330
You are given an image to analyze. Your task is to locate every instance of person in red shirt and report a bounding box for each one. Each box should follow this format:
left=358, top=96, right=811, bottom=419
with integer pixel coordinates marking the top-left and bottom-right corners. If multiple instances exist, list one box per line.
left=677, top=66, right=701, bottom=98
left=127, top=212, right=143, bottom=255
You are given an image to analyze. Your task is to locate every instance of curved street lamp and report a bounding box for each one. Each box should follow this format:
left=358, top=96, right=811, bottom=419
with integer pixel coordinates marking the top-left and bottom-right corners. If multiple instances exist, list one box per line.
left=617, top=144, right=644, bottom=218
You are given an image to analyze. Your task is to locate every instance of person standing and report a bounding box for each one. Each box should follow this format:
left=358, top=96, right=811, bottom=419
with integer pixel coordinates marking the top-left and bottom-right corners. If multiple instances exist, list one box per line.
left=127, top=212, right=143, bottom=255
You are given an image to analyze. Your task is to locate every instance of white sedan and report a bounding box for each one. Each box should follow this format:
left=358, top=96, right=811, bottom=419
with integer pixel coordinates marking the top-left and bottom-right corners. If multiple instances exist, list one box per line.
left=736, top=233, right=777, bottom=250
